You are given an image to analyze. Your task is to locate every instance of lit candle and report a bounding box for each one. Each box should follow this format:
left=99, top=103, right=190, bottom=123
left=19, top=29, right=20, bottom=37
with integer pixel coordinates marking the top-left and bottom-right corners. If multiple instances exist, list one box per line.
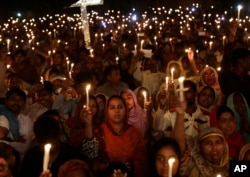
left=66, top=60, right=70, bottom=71
left=116, top=57, right=119, bottom=65
left=69, top=71, right=72, bottom=79
left=86, top=84, right=91, bottom=108
left=222, top=36, right=226, bottom=45
left=70, top=63, right=74, bottom=72
left=142, top=91, right=147, bottom=110
left=168, top=157, right=175, bottom=177
left=165, top=76, right=169, bottom=91
left=43, top=143, right=52, bottom=171
left=140, top=40, right=144, bottom=50
left=209, top=41, right=213, bottom=50
left=178, top=77, right=185, bottom=102
left=123, top=43, right=126, bottom=50
left=171, top=68, right=175, bottom=82
left=6, top=64, right=11, bottom=69
left=40, top=76, right=44, bottom=84
left=237, top=5, right=243, bottom=20
left=6, top=39, right=10, bottom=52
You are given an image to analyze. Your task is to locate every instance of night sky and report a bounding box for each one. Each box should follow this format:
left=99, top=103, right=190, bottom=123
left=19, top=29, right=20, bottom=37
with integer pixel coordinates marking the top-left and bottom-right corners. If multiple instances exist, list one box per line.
left=0, top=0, right=249, bottom=19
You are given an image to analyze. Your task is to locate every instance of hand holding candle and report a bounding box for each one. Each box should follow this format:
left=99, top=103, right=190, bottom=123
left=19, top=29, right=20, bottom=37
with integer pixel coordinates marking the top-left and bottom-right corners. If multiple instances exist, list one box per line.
left=168, top=157, right=175, bottom=177
left=86, top=84, right=91, bottom=108
left=43, top=143, right=52, bottom=171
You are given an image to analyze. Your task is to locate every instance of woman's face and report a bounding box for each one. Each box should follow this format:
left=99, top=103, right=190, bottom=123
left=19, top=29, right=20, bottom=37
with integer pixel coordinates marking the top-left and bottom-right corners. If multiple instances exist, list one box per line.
left=155, top=146, right=179, bottom=177
left=200, top=135, right=225, bottom=165
left=217, top=112, right=236, bottom=137
left=107, top=98, right=126, bottom=125
left=233, top=94, right=246, bottom=116
left=198, top=87, right=215, bottom=109
left=89, top=98, right=98, bottom=117
left=202, top=68, right=216, bottom=86
left=121, top=92, right=135, bottom=111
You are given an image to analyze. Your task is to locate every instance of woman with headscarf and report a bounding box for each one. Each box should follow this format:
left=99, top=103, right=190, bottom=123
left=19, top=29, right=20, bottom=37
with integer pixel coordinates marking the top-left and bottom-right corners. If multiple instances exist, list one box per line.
left=216, top=106, right=246, bottom=160
left=120, top=89, right=149, bottom=138
left=199, top=66, right=222, bottom=96
left=227, top=92, right=250, bottom=142
left=170, top=98, right=229, bottom=177
left=187, top=127, right=229, bottom=177
left=82, top=95, right=147, bottom=177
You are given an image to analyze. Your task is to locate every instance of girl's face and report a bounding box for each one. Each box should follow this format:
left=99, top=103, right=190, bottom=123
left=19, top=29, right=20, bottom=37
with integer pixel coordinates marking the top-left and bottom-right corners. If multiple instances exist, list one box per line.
left=155, top=146, right=179, bottom=177
left=198, top=87, right=215, bottom=109
left=200, top=135, right=225, bottom=165
left=233, top=94, right=246, bottom=116
left=107, top=98, right=126, bottom=125
left=89, top=98, right=98, bottom=117
left=202, top=68, right=216, bottom=86
left=217, top=112, right=236, bottom=137
left=121, top=92, right=135, bottom=111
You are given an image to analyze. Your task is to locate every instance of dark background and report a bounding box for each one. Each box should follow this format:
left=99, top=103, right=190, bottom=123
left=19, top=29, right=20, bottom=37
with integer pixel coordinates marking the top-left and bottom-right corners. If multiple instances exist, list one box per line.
left=0, top=0, right=249, bottom=19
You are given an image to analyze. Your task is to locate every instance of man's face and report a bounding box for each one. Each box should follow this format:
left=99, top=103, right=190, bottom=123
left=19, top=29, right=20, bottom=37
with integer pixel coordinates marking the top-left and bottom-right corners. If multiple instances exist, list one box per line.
left=107, top=69, right=120, bottom=84
left=14, top=54, right=25, bottom=64
left=5, top=93, right=25, bottom=115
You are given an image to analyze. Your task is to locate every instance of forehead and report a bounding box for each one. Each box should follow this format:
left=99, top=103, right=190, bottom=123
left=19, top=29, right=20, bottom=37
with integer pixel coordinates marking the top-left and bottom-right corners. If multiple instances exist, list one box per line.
left=108, top=97, right=124, bottom=105
left=200, top=135, right=223, bottom=143
left=203, top=68, right=214, bottom=74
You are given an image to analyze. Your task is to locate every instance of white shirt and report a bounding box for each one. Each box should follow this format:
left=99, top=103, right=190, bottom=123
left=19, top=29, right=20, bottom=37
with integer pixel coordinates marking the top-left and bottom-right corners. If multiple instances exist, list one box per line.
left=153, top=107, right=210, bottom=138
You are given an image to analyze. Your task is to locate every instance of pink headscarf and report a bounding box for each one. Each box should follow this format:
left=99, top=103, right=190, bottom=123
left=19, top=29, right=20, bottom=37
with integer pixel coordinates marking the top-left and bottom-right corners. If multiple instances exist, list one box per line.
left=121, top=89, right=148, bottom=138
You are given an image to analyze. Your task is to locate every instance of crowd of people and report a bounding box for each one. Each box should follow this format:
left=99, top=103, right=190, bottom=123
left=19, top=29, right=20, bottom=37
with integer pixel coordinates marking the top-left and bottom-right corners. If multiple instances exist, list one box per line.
left=0, top=3, right=250, bottom=177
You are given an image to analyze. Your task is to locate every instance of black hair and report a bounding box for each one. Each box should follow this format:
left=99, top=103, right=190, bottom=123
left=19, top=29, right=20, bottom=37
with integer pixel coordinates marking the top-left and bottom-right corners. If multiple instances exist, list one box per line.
left=184, top=80, right=197, bottom=92
left=6, top=88, right=26, bottom=102
left=14, top=49, right=26, bottom=57
left=33, top=112, right=60, bottom=143
left=103, top=65, right=120, bottom=79
left=75, top=71, right=94, bottom=84
left=216, top=106, right=235, bottom=120
left=38, top=81, right=53, bottom=94
left=149, top=137, right=181, bottom=177
left=104, top=162, right=131, bottom=177
left=231, top=48, right=250, bottom=67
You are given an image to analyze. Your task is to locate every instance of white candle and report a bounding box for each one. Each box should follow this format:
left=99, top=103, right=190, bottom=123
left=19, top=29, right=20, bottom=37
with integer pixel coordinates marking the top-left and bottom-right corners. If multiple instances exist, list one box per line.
left=40, top=76, right=44, bottom=84
left=178, top=77, right=185, bottom=102
left=70, top=63, right=74, bottom=72
left=168, top=157, right=175, bottom=177
left=237, top=5, right=243, bottom=20
left=142, top=91, right=147, bottom=110
left=6, top=64, right=11, bottom=69
left=69, top=71, right=72, bottom=79
left=43, top=143, right=52, bottom=171
left=66, top=60, right=70, bottom=71
left=140, top=40, right=144, bottom=50
left=86, top=84, right=91, bottom=108
left=216, top=174, right=222, bottom=177
left=209, top=41, right=213, bottom=50
left=165, top=77, right=169, bottom=91
left=222, top=36, right=226, bottom=45
left=171, top=68, right=175, bottom=82
left=6, top=39, right=10, bottom=52
left=116, top=57, right=119, bottom=65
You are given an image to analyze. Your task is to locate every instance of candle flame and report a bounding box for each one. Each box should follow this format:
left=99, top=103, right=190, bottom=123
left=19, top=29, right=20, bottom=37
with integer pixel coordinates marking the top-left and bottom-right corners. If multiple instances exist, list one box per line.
left=86, top=84, right=91, bottom=91
left=168, top=157, right=175, bottom=165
